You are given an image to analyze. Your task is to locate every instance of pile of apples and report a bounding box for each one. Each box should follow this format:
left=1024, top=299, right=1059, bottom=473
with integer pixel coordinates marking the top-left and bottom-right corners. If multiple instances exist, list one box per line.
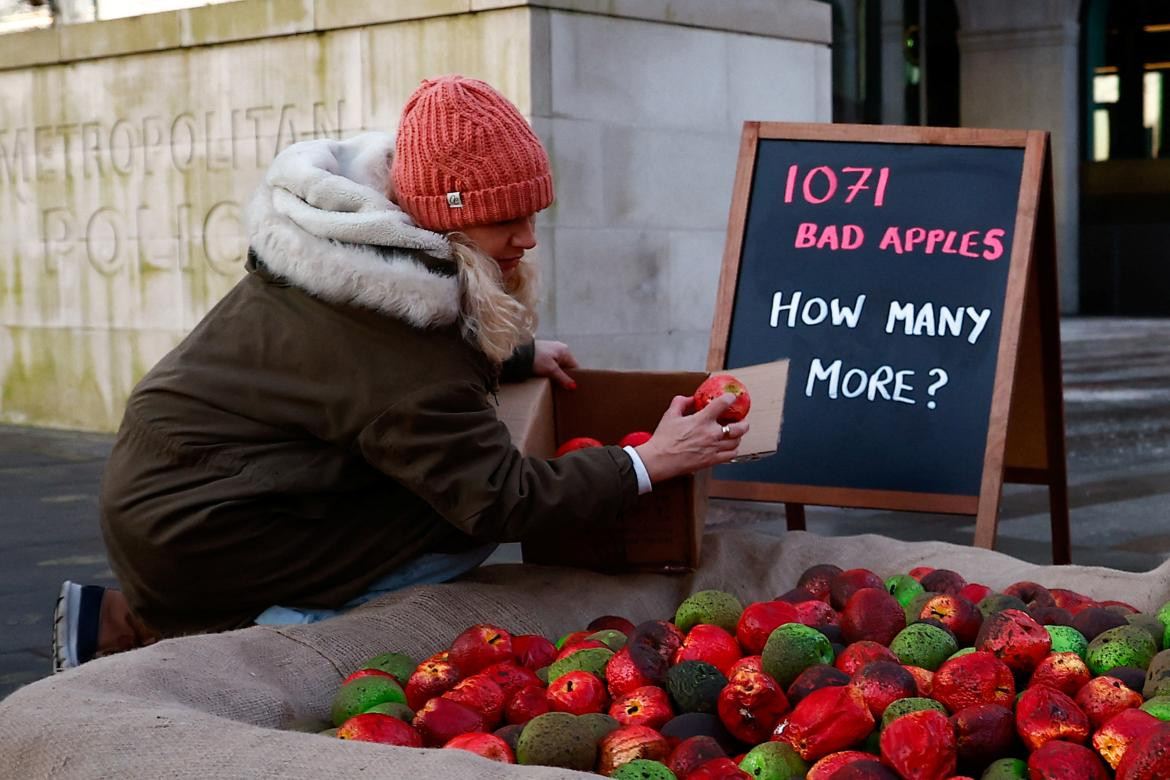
left=324, top=563, right=1170, bottom=779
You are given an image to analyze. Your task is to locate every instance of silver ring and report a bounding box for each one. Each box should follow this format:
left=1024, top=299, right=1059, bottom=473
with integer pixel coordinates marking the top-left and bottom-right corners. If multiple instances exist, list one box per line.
left=721, top=424, right=732, bottom=439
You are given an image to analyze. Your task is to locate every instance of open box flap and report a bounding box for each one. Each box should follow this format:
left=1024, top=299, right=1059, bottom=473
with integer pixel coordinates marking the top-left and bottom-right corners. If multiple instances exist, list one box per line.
left=726, top=358, right=789, bottom=459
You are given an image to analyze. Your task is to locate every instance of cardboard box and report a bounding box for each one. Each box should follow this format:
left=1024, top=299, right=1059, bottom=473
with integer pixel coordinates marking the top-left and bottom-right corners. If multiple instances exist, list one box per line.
left=496, top=360, right=789, bottom=573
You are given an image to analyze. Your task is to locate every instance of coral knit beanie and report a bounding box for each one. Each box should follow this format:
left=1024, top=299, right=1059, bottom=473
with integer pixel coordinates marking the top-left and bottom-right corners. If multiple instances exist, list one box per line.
left=392, top=75, right=554, bottom=232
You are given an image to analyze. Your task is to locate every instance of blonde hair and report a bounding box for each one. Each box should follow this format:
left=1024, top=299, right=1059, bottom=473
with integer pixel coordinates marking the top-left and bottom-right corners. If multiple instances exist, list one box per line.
left=448, top=234, right=539, bottom=364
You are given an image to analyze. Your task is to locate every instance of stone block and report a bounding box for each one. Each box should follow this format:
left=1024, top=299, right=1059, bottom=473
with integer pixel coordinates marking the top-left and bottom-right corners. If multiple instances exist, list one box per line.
left=598, top=124, right=737, bottom=231
left=667, top=229, right=724, bottom=333
left=549, top=12, right=728, bottom=131
left=537, top=117, right=605, bottom=228
left=362, top=9, right=533, bottom=131
left=0, top=26, right=60, bottom=70
left=314, top=0, right=470, bottom=31
left=179, top=0, right=314, bottom=47
left=726, top=35, right=826, bottom=127
left=58, top=10, right=182, bottom=61
left=552, top=226, right=670, bottom=336
left=471, top=0, right=831, bottom=44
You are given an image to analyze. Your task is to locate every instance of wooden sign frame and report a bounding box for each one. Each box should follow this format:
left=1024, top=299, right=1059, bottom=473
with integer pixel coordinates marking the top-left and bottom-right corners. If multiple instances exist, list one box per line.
left=707, top=123, right=1071, bottom=564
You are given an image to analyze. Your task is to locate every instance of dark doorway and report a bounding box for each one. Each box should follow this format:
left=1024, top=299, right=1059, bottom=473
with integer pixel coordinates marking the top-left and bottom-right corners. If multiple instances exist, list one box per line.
left=1081, top=0, right=1170, bottom=314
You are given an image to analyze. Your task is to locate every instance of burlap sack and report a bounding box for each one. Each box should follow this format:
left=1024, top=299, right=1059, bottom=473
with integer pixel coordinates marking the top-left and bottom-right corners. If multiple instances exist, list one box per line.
left=3, top=529, right=1169, bottom=779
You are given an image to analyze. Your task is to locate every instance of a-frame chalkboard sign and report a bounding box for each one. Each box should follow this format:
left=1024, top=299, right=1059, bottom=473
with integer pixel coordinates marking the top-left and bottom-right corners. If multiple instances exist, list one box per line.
left=708, top=123, right=1070, bottom=564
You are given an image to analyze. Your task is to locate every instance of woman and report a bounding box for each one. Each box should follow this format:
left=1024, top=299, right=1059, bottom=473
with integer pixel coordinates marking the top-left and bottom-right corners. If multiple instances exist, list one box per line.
left=53, top=76, right=746, bottom=671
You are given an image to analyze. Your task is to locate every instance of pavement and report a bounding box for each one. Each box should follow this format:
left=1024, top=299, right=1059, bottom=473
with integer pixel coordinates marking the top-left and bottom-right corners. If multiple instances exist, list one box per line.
left=2, top=317, right=1169, bottom=701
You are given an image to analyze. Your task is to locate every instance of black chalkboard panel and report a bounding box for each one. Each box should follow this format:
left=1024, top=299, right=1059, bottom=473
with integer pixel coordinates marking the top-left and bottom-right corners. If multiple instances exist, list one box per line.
left=713, top=135, right=1024, bottom=498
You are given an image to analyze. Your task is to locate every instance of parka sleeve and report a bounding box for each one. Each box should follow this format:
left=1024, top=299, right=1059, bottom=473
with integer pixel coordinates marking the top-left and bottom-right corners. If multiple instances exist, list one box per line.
left=357, top=380, right=640, bottom=542
left=498, top=341, right=535, bottom=383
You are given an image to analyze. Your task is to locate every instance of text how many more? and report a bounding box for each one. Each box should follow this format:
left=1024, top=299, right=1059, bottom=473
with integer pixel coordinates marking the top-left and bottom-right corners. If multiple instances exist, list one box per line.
left=769, top=291, right=992, bottom=345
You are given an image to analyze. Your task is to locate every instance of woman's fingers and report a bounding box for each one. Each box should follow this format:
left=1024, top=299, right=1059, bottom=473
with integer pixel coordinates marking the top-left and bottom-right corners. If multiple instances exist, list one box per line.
left=695, top=393, right=737, bottom=422
left=664, top=394, right=692, bottom=418
left=558, top=348, right=580, bottom=370
left=549, top=365, right=576, bottom=389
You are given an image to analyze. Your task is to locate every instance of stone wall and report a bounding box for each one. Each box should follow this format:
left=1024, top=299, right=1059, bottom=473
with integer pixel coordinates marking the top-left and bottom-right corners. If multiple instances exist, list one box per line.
left=0, top=0, right=830, bottom=430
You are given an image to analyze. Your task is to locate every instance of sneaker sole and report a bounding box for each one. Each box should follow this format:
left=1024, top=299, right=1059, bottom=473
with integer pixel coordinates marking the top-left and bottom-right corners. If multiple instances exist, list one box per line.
left=52, top=581, right=82, bottom=673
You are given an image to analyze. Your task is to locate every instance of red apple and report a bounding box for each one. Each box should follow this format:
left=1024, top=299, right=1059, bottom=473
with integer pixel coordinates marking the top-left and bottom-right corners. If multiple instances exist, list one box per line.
left=597, top=725, right=671, bottom=775
left=666, top=736, right=727, bottom=777
left=717, top=667, right=789, bottom=743
left=1093, top=708, right=1161, bottom=769
left=693, top=374, right=751, bottom=423
left=1028, top=739, right=1109, bottom=779
left=512, top=634, right=557, bottom=670
left=805, top=751, right=876, bottom=779
left=1076, top=675, right=1145, bottom=729
left=341, top=668, right=398, bottom=685
left=959, top=583, right=993, bottom=605
left=792, top=600, right=840, bottom=628
left=1051, top=588, right=1099, bottom=615
left=443, top=731, right=515, bottom=762
left=931, top=651, right=1015, bottom=713
left=618, top=431, right=653, bottom=448
left=504, top=684, right=550, bottom=726
left=337, top=713, right=423, bottom=746
left=688, top=757, right=752, bottom=779
left=851, top=660, right=918, bottom=718
left=840, top=589, right=906, bottom=646
left=476, top=662, right=541, bottom=701
left=975, top=608, right=1052, bottom=674
left=736, top=601, right=799, bottom=654
left=774, top=683, right=875, bottom=762
left=834, top=640, right=897, bottom=676
left=674, top=624, right=741, bottom=675
left=448, top=624, right=513, bottom=676
left=607, top=646, right=656, bottom=698
left=903, top=665, right=934, bottom=697
left=545, top=670, right=608, bottom=715
left=880, top=709, right=957, bottom=780
left=829, top=569, right=885, bottom=611
left=907, top=566, right=934, bottom=581
left=405, top=652, right=462, bottom=710
left=412, top=696, right=487, bottom=747
left=555, top=436, right=604, bottom=456
left=1016, top=685, right=1090, bottom=751
left=727, top=655, right=765, bottom=681
left=918, top=594, right=984, bottom=646
left=796, top=564, right=844, bottom=603
left=1028, top=652, right=1092, bottom=696
left=441, top=674, right=505, bottom=726
left=610, top=685, right=675, bottom=730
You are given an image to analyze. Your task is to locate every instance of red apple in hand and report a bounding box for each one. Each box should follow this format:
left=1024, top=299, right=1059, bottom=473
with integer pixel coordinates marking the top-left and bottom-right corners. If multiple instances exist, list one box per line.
left=619, top=431, right=653, bottom=448
left=555, top=437, right=603, bottom=456
left=692, top=374, right=750, bottom=423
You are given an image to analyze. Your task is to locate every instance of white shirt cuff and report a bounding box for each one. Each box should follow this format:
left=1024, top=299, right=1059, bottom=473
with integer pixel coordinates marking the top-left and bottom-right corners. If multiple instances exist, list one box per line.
left=622, top=445, right=653, bottom=495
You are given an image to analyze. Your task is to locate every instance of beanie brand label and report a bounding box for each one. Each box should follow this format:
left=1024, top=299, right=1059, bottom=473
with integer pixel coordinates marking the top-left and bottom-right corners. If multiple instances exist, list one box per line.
left=446, top=192, right=464, bottom=208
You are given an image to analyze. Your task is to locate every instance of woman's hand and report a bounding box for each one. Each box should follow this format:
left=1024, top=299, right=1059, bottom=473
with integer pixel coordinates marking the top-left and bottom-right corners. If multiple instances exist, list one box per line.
left=532, top=340, right=580, bottom=389
left=634, top=394, right=749, bottom=483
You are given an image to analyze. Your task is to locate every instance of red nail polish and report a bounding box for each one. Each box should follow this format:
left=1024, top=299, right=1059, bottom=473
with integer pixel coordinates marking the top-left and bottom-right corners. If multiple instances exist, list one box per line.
left=566, top=381, right=578, bottom=390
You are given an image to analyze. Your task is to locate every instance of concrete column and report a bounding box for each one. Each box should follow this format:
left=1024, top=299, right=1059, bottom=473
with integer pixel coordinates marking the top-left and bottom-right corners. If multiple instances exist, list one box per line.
left=954, top=0, right=1082, bottom=312
left=880, top=0, right=906, bottom=124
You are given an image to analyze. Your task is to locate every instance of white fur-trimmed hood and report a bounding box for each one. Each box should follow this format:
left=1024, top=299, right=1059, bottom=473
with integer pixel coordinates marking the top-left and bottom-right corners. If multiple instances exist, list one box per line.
left=245, top=132, right=461, bottom=327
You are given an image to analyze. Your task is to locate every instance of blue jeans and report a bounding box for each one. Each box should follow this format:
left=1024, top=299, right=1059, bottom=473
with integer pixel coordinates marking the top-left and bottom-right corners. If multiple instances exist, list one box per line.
left=253, top=543, right=498, bottom=626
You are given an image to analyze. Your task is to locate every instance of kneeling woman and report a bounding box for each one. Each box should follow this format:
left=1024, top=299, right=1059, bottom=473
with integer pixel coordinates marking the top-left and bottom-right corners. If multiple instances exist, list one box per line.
left=54, top=76, right=746, bottom=670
